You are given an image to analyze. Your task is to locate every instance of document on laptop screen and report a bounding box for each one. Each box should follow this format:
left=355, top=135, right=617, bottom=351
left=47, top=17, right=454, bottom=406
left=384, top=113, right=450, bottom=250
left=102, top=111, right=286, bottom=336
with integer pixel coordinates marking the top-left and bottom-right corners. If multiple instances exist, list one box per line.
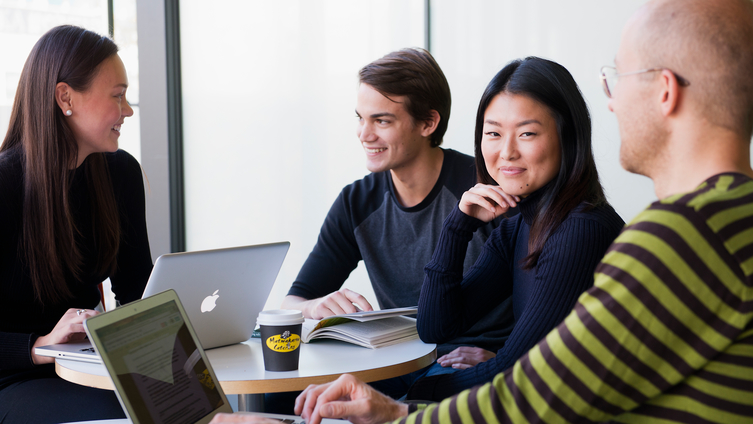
left=94, top=300, right=224, bottom=424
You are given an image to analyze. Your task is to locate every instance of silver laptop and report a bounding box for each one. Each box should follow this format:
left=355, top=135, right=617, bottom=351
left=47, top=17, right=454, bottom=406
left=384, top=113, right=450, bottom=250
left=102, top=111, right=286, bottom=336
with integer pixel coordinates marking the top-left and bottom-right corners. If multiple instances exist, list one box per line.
left=142, top=242, right=290, bottom=349
left=80, top=289, right=346, bottom=424
left=84, top=289, right=234, bottom=423
left=33, top=340, right=101, bottom=363
left=36, top=242, right=289, bottom=363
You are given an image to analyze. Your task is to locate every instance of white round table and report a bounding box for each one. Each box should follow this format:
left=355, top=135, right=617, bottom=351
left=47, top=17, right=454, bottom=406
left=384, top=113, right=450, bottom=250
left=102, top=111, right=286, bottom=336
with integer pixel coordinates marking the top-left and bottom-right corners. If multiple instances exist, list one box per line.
left=57, top=337, right=436, bottom=411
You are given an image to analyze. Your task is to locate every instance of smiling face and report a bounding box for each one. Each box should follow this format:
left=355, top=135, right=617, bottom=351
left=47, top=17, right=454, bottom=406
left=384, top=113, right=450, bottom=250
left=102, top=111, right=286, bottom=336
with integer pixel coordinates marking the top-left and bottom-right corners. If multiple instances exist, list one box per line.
left=65, top=54, right=133, bottom=166
left=355, top=83, right=434, bottom=174
left=481, top=93, right=562, bottom=197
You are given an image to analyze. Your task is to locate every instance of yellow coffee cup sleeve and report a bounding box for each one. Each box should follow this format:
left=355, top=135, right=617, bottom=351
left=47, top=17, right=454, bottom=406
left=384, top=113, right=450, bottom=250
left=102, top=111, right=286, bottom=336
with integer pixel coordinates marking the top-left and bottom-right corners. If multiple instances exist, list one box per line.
left=266, top=333, right=301, bottom=352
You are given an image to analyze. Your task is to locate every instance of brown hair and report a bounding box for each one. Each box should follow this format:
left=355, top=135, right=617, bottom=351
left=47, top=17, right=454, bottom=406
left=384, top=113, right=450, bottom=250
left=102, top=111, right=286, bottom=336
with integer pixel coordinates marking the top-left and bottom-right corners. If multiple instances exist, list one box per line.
left=475, top=57, right=607, bottom=269
left=359, top=48, right=451, bottom=147
left=1, top=25, right=121, bottom=304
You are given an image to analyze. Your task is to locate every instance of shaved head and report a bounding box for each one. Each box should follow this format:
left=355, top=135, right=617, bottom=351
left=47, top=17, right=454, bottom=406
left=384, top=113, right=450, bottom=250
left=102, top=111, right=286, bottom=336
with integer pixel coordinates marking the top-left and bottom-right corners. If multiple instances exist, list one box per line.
left=630, top=0, right=753, bottom=136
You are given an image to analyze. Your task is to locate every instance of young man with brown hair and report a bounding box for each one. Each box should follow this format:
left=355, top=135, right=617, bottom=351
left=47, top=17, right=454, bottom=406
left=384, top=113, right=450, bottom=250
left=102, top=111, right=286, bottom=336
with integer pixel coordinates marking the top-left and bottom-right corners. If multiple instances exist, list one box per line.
left=280, top=48, right=515, bottom=398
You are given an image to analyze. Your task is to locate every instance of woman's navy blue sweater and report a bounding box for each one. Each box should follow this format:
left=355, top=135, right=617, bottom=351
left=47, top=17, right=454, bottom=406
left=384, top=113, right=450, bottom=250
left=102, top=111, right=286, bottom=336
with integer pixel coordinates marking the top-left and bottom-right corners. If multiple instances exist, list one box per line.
left=409, top=188, right=624, bottom=401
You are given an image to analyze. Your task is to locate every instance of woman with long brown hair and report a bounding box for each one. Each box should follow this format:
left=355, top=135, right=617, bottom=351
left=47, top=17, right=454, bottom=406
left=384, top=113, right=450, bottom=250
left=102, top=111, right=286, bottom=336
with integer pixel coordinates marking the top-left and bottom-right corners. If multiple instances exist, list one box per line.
left=0, top=25, right=152, bottom=422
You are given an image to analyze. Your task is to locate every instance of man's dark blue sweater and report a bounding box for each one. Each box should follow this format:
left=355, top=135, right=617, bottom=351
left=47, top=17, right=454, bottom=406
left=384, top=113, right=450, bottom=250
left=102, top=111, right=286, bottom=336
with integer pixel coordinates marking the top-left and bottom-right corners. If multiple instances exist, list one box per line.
left=288, top=148, right=516, bottom=355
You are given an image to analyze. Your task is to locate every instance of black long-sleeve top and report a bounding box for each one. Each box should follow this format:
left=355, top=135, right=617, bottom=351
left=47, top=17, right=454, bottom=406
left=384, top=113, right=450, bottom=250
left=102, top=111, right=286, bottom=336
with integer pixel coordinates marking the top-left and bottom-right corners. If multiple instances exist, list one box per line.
left=0, top=147, right=153, bottom=387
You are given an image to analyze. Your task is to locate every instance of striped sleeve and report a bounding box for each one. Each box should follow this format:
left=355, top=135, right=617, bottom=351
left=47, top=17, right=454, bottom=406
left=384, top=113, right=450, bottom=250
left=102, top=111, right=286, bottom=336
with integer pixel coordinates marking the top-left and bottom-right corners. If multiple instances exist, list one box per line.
left=393, top=173, right=753, bottom=424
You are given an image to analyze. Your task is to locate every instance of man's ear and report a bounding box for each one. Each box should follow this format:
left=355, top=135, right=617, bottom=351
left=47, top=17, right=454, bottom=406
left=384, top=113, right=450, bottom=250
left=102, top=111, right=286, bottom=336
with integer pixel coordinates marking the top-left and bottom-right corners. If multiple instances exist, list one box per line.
left=55, top=82, right=73, bottom=114
left=658, top=69, right=681, bottom=117
left=420, top=110, right=441, bottom=138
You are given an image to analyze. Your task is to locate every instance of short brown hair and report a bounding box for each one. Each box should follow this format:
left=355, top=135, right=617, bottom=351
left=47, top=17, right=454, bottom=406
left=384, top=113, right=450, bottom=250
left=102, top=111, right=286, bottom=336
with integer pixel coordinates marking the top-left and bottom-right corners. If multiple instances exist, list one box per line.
left=359, top=48, right=451, bottom=147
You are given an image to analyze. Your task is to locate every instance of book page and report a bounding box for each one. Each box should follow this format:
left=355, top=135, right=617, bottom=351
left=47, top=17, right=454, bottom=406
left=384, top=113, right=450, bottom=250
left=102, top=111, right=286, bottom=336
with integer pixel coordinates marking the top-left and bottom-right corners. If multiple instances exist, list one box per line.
left=303, top=316, right=417, bottom=348
left=334, top=307, right=417, bottom=322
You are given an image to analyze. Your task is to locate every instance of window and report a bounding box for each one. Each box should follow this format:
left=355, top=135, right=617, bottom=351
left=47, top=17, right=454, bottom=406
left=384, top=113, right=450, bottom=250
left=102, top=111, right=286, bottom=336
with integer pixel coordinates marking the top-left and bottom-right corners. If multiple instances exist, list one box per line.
left=1, top=0, right=139, bottom=162
left=179, top=0, right=425, bottom=308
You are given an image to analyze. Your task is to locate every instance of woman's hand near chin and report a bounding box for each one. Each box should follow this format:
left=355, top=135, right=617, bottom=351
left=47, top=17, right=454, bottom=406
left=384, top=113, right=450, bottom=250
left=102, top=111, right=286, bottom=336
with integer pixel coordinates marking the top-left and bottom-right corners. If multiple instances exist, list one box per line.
left=459, top=184, right=519, bottom=222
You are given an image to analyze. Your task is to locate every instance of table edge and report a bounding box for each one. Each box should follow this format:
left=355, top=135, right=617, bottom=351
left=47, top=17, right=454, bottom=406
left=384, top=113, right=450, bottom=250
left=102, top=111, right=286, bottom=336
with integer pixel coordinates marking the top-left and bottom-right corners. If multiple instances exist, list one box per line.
left=56, top=344, right=437, bottom=394
left=56, top=361, right=113, bottom=389
left=221, top=347, right=437, bottom=393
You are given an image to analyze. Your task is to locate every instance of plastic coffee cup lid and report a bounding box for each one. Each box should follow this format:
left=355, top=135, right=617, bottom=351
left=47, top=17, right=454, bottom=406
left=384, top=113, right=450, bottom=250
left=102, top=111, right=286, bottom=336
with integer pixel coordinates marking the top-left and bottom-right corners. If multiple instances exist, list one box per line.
left=257, top=309, right=304, bottom=326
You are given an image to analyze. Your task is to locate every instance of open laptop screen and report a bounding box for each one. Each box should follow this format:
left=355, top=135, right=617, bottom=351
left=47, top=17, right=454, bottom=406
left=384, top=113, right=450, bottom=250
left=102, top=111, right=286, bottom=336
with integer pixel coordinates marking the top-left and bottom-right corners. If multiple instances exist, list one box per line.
left=88, top=292, right=230, bottom=424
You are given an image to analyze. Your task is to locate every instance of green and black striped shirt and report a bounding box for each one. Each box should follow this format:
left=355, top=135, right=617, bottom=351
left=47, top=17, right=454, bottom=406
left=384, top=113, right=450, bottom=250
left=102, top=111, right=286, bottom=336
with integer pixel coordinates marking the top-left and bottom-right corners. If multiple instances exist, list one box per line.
left=398, top=173, right=753, bottom=423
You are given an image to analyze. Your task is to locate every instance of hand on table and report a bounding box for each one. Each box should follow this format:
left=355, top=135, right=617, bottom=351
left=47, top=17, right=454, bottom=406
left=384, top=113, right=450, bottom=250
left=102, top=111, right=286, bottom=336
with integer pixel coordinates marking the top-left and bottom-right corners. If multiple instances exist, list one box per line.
left=306, top=289, right=374, bottom=320
left=295, top=374, right=408, bottom=424
left=459, top=184, right=519, bottom=222
left=31, top=308, right=99, bottom=365
left=437, top=347, right=496, bottom=370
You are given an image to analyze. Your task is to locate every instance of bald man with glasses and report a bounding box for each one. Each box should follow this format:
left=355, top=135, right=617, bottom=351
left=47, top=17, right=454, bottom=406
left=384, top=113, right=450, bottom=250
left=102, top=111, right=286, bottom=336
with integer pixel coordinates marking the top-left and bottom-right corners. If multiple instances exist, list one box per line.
left=213, top=0, right=753, bottom=422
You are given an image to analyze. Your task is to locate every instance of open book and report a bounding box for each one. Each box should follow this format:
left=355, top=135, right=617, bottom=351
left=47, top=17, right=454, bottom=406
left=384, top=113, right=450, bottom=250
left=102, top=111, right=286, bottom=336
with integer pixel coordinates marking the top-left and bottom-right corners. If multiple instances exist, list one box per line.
left=301, top=307, right=418, bottom=349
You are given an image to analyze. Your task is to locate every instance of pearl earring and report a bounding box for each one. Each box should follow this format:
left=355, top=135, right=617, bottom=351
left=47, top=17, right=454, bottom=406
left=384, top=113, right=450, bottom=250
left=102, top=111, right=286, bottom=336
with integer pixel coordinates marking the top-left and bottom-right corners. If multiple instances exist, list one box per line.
left=65, top=110, right=72, bottom=116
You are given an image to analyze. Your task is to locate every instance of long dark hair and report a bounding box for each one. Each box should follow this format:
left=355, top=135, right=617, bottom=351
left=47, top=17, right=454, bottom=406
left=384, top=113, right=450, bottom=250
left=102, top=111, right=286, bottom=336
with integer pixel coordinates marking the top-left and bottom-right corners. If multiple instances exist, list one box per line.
left=474, top=57, right=606, bottom=269
left=1, top=25, right=121, bottom=304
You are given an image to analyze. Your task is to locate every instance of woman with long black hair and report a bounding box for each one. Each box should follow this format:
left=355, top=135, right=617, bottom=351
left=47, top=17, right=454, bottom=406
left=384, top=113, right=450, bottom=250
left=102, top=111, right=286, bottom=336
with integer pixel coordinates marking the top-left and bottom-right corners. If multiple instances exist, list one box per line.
left=0, top=25, right=152, bottom=422
left=409, top=57, right=624, bottom=401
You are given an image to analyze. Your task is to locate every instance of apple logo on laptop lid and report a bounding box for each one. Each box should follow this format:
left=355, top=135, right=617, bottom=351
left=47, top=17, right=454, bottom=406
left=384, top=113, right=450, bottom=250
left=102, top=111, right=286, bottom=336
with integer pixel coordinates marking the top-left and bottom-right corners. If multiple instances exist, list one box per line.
left=201, top=290, right=219, bottom=313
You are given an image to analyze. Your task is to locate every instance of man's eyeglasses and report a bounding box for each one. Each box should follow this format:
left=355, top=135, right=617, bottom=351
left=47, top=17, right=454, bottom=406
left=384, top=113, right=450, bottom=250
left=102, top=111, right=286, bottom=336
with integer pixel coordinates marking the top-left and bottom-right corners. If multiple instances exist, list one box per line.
left=599, top=66, right=690, bottom=98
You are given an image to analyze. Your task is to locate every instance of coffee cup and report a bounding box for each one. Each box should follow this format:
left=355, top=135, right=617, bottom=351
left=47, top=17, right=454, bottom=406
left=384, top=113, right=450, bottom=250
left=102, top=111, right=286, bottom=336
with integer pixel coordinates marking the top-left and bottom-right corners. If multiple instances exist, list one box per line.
left=256, top=309, right=304, bottom=371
